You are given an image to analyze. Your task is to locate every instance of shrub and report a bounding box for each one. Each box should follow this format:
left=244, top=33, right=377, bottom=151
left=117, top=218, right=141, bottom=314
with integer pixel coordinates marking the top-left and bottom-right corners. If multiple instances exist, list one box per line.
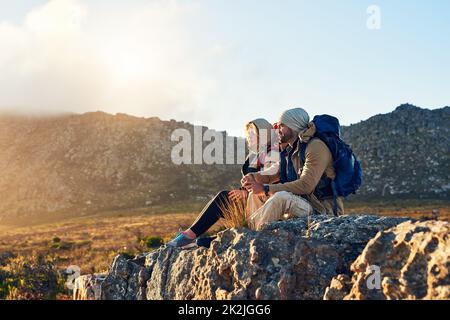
left=0, top=254, right=65, bottom=300
left=0, top=252, right=16, bottom=267
left=0, top=269, right=12, bottom=299
left=116, top=251, right=136, bottom=260
left=138, top=236, right=164, bottom=249
left=51, top=241, right=74, bottom=250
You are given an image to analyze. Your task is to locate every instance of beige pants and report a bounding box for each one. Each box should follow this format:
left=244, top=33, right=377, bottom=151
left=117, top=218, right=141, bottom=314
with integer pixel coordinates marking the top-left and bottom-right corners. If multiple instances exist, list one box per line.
left=246, top=191, right=314, bottom=231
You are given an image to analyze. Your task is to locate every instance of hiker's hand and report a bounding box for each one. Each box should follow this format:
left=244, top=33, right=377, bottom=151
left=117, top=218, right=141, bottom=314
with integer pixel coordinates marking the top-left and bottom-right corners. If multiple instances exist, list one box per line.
left=240, top=174, right=250, bottom=186
left=241, top=174, right=255, bottom=189
left=247, top=181, right=265, bottom=195
left=229, top=189, right=248, bottom=202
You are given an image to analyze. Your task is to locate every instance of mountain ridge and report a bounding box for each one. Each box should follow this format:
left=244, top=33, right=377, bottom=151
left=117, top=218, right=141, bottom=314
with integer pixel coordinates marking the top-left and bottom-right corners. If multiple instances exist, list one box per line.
left=0, top=104, right=448, bottom=224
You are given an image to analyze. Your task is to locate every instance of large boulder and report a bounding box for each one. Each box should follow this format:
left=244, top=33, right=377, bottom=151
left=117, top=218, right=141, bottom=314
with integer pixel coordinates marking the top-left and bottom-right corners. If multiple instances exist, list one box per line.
left=81, top=215, right=412, bottom=300
left=324, top=219, right=449, bottom=300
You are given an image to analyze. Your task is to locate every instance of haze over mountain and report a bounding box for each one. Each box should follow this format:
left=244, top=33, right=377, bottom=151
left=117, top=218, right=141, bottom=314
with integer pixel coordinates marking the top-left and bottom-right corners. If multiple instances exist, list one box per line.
left=0, top=112, right=242, bottom=224
left=0, top=104, right=448, bottom=225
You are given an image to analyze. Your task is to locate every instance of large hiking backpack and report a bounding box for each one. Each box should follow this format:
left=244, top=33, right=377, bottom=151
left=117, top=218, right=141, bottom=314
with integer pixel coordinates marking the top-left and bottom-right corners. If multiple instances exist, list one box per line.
left=300, top=114, right=362, bottom=215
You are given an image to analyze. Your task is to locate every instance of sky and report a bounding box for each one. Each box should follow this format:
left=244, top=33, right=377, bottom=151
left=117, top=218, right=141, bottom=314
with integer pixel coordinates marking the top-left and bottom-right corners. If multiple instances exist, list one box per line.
left=0, top=0, right=449, bottom=137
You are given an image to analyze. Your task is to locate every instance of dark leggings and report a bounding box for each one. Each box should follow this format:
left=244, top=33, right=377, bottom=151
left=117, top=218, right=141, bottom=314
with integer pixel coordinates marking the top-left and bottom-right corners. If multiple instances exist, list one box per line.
left=190, top=190, right=230, bottom=237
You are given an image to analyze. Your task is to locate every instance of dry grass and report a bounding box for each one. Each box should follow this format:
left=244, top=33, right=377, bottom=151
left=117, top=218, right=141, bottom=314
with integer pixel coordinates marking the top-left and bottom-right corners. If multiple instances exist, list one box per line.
left=345, top=204, right=450, bottom=221
left=0, top=202, right=448, bottom=279
left=0, top=211, right=223, bottom=276
left=219, top=198, right=248, bottom=229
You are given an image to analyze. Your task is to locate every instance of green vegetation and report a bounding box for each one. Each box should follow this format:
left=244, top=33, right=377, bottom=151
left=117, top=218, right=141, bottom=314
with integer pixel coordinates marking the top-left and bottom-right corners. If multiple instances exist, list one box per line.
left=115, top=251, right=136, bottom=260
left=138, top=236, right=164, bottom=249
left=51, top=240, right=74, bottom=250
left=0, top=254, right=66, bottom=300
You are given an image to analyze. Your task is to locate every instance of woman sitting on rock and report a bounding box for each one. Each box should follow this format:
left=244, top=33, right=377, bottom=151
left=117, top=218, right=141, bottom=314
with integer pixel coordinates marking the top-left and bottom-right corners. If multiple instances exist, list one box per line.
left=167, top=118, right=280, bottom=248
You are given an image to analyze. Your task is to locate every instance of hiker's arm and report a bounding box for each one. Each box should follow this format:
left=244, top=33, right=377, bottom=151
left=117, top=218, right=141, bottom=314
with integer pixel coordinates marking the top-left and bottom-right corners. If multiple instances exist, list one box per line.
left=242, top=154, right=259, bottom=176
left=241, top=151, right=281, bottom=186
left=252, top=162, right=280, bottom=184
left=259, top=150, right=281, bottom=177
left=268, top=140, right=331, bottom=195
left=259, top=162, right=280, bottom=179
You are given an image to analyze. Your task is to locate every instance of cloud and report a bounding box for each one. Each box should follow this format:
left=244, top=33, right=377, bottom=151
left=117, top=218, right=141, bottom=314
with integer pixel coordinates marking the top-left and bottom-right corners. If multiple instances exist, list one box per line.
left=0, top=0, right=213, bottom=119
left=0, top=0, right=273, bottom=137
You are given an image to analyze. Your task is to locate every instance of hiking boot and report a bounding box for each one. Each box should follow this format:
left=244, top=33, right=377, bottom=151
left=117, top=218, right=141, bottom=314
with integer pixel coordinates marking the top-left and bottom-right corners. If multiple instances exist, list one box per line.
left=166, top=232, right=197, bottom=249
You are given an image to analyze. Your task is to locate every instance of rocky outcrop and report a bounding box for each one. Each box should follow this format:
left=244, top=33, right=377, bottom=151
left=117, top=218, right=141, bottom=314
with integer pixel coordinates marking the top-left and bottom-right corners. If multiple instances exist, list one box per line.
left=75, top=215, right=416, bottom=300
left=342, top=104, right=450, bottom=200
left=324, top=219, right=449, bottom=300
left=73, top=274, right=106, bottom=300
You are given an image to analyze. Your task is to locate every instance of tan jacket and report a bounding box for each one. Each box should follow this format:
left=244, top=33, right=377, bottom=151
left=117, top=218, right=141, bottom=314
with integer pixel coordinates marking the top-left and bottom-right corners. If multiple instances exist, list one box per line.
left=253, top=123, right=344, bottom=215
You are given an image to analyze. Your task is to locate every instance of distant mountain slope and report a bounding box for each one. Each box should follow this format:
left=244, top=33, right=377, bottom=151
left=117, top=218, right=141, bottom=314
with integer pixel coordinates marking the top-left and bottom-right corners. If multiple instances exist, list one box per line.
left=0, top=104, right=448, bottom=224
left=0, top=112, right=242, bottom=224
left=342, top=104, right=450, bottom=199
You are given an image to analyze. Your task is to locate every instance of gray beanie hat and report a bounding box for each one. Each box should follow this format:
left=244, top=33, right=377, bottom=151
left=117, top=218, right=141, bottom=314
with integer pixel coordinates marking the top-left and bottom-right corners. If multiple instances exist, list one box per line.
left=278, top=108, right=310, bottom=132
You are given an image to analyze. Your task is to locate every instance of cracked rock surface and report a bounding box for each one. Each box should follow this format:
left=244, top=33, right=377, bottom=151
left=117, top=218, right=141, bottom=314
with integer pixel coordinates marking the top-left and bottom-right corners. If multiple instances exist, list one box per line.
left=75, top=215, right=422, bottom=300
left=324, top=219, right=449, bottom=300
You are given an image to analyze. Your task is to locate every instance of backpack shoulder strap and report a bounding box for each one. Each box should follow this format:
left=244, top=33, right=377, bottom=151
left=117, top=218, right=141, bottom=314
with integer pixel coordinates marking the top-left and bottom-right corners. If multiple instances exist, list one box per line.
left=299, top=137, right=321, bottom=166
left=300, top=137, right=338, bottom=216
left=299, top=141, right=307, bottom=166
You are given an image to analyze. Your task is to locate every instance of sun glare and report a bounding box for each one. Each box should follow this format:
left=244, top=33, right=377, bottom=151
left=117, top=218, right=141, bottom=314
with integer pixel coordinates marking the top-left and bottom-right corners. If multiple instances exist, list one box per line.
left=99, top=43, right=150, bottom=86
left=112, top=51, right=144, bottom=84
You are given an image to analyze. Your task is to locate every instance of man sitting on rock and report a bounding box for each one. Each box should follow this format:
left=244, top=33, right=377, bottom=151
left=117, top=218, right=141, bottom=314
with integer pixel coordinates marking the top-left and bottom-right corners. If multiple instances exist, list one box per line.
left=242, top=107, right=344, bottom=231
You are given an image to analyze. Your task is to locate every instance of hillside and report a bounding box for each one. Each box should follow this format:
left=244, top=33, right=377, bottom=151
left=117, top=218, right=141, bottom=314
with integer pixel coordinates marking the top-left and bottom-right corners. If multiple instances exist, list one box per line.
left=0, top=104, right=448, bottom=225
left=342, top=104, right=450, bottom=199
left=0, top=112, right=242, bottom=224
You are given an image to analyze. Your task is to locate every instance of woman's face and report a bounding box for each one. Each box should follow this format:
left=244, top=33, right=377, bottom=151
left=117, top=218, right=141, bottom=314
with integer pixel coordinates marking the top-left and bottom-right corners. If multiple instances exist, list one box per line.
left=247, top=126, right=258, bottom=152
